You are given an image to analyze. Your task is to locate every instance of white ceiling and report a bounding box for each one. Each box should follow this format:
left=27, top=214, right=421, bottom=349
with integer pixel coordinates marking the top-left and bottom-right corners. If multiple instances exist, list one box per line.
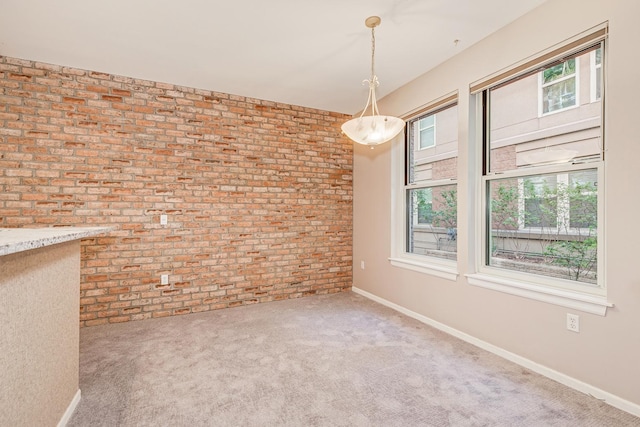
left=0, top=0, right=547, bottom=114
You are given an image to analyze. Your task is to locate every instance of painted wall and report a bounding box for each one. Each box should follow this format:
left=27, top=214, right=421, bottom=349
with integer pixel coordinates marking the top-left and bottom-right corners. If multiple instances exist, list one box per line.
left=0, top=242, right=80, bottom=426
left=0, top=58, right=353, bottom=326
left=354, top=0, right=640, bottom=410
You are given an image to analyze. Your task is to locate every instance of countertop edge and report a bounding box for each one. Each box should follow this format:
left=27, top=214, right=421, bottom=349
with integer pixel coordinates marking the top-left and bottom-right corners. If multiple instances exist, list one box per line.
left=0, top=227, right=114, bottom=257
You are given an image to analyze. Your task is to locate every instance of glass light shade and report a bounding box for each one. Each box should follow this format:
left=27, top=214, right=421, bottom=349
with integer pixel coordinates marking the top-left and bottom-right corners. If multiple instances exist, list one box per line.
left=341, top=114, right=405, bottom=146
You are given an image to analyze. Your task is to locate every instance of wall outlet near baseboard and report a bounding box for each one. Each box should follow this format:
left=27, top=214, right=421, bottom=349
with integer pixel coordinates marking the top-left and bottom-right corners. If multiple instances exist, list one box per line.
left=161, top=274, right=169, bottom=285
left=360, top=261, right=365, bottom=270
left=566, top=313, right=580, bottom=333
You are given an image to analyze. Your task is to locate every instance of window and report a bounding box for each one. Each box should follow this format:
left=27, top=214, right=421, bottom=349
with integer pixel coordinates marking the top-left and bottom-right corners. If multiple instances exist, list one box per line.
left=540, top=58, right=577, bottom=115
left=391, top=96, right=459, bottom=280
left=516, top=171, right=598, bottom=231
left=418, top=115, right=435, bottom=149
left=591, top=47, right=602, bottom=101
left=482, top=42, right=604, bottom=293
left=406, top=103, right=458, bottom=261
left=568, top=170, right=597, bottom=229
left=521, top=174, right=559, bottom=228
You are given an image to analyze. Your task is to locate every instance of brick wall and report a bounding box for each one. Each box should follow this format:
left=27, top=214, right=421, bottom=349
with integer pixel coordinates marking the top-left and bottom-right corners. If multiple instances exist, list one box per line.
left=490, top=145, right=517, bottom=172
left=432, top=157, right=457, bottom=180
left=0, top=56, right=353, bottom=326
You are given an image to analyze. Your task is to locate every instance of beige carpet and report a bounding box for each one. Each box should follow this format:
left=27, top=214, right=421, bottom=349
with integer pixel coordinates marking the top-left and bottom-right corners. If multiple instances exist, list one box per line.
left=67, top=292, right=639, bottom=426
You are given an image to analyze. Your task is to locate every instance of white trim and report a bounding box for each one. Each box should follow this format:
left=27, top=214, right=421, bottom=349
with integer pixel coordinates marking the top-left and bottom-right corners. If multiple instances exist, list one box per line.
left=388, top=257, right=458, bottom=281
left=57, top=389, right=81, bottom=427
left=466, top=273, right=611, bottom=316
left=390, top=133, right=404, bottom=259
left=401, top=91, right=459, bottom=121
left=351, top=287, right=639, bottom=418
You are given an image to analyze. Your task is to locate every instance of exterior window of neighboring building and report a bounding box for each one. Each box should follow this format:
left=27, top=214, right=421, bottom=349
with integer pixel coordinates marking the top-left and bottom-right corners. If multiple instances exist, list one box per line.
left=482, top=42, right=604, bottom=290
left=540, top=58, right=578, bottom=115
left=591, top=47, right=602, bottom=101
left=418, top=115, right=436, bottom=149
left=405, top=103, right=458, bottom=261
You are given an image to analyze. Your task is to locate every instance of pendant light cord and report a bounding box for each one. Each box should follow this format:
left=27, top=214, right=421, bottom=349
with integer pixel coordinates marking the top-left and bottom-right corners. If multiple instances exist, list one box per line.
left=370, top=26, right=376, bottom=82
left=359, top=25, right=380, bottom=119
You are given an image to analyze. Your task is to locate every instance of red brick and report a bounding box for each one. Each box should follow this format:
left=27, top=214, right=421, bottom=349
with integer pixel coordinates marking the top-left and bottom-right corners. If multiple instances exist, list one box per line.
left=0, top=55, right=353, bottom=327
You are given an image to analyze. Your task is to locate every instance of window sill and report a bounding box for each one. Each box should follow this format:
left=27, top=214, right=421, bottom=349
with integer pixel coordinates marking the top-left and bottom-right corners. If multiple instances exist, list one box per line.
left=389, top=257, right=458, bottom=281
left=465, top=273, right=612, bottom=316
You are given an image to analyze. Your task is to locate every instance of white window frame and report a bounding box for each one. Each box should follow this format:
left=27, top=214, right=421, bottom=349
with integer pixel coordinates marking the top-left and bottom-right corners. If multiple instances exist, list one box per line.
left=538, top=58, right=580, bottom=116
left=467, top=40, right=612, bottom=316
left=390, top=98, right=459, bottom=282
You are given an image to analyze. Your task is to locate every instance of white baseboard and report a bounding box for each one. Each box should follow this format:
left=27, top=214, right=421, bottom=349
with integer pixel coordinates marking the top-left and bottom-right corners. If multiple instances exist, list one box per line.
left=351, top=286, right=640, bottom=418
left=57, top=389, right=81, bottom=427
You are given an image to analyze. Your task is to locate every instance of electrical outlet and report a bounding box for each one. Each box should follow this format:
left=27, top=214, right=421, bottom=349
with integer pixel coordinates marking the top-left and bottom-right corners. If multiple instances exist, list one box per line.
left=161, top=274, right=169, bottom=285
left=160, top=214, right=168, bottom=225
left=360, top=261, right=365, bottom=270
left=566, top=313, right=580, bottom=333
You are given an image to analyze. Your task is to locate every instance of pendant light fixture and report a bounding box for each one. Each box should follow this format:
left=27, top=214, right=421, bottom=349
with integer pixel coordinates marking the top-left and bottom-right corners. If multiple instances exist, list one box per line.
left=341, top=16, right=405, bottom=147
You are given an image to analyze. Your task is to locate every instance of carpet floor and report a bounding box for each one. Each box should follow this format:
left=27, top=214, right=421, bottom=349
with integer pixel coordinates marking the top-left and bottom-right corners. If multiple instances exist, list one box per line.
left=68, top=291, right=639, bottom=426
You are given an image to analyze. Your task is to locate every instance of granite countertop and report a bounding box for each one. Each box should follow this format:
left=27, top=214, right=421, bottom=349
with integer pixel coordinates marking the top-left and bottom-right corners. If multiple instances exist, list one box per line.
left=0, top=227, right=113, bottom=257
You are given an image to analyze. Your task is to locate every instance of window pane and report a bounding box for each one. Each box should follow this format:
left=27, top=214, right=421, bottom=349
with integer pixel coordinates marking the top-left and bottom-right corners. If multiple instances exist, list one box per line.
left=420, top=115, right=435, bottom=129
left=522, top=175, right=558, bottom=228
left=407, top=185, right=457, bottom=259
left=488, top=171, right=597, bottom=284
left=419, top=127, right=435, bottom=149
left=406, top=103, right=458, bottom=262
left=524, top=198, right=558, bottom=228
left=488, top=48, right=601, bottom=173
left=484, top=43, right=602, bottom=289
left=408, top=105, right=458, bottom=185
left=569, top=170, right=597, bottom=229
left=542, top=78, right=576, bottom=113
left=411, top=188, right=433, bottom=224
left=595, top=47, right=602, bottom=65
left=543, top=58, right=576, bottom=84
